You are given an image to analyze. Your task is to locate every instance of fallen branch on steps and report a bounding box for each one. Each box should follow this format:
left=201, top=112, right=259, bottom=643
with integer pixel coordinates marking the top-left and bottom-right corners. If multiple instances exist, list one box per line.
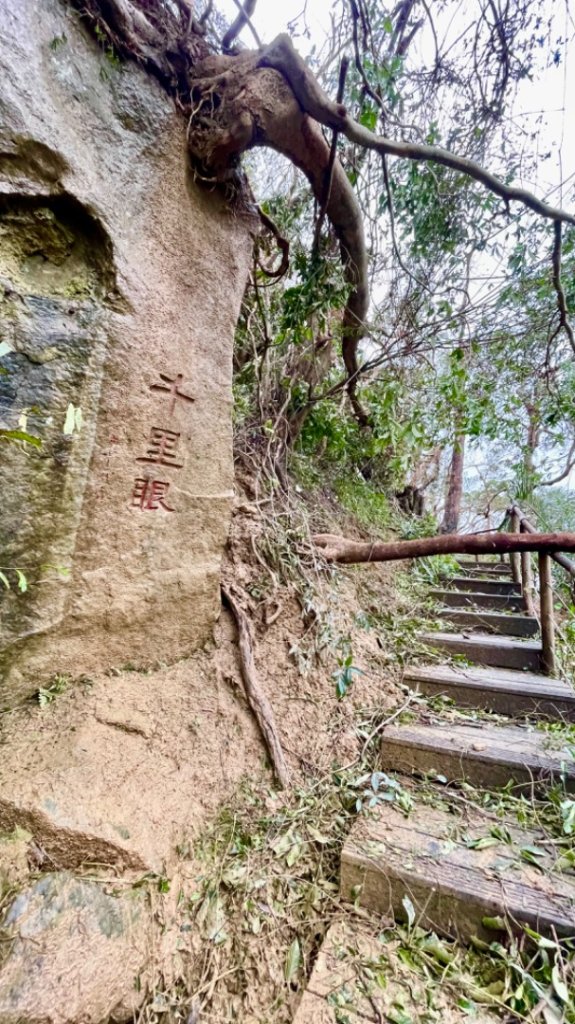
left=221, top=586, right=290, bottom=789
left=312, top=531, right=575, bottom=564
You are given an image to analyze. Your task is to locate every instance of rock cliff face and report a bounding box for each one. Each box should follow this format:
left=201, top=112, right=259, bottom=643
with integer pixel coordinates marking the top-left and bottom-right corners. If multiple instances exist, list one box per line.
left=0, top=0, right=253, bottom=704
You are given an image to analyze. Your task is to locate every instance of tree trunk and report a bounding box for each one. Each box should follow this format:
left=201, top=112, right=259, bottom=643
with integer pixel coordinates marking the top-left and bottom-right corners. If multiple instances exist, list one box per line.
left=440, top=433, right=465, bottom=534
left=519, top=400, right=540, bottom=500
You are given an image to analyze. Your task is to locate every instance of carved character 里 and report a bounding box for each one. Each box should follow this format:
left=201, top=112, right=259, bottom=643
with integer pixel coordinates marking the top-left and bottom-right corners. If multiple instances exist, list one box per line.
left=136, top=427, right=183, bottom=468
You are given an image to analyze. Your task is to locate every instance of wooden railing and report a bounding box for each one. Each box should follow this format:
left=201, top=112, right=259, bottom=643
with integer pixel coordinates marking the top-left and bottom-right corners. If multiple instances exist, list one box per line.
left=506, top=503, right=575, bottom=676
left=315, top=509, right=575, bottom=678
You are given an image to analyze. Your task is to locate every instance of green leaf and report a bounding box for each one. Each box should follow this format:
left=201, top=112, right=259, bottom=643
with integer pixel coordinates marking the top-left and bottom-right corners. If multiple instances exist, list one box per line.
left=63, top=403, right=76, bottom=435
left=551, top=964, right=569, bottom=1003
left=15, top=569, right=28, bottom=593
left=466, top=836, right=499, bottom=850
left=285, top=937, right=301, bottom=983
left=520, top=845, right=546, bottom=867
left=0, top=429, right=42, bottom=447
left=402, top=894, right=415, bottom=929
left=482, top=915, right=506, bottom=931
left=0, top=571, right=10, bottom=590
left=421, top=935, right=454, bottom=965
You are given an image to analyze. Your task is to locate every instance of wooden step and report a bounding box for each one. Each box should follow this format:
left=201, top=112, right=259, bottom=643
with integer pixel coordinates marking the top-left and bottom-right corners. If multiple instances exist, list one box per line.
left=456, top=563, right=512, bottom=576
left=292, top=918, right=497, bottom=1024
left=447, top=577, right=522, bottom=596
left=341, top=801, right=575, bottom=942
left=457, top=557, right=509, bottom=568
left=437, top=609, right=538, bottom=638
left=430, top=588, right=525, bottom=612
left=419, top=630, right=541, bottom=670
left=379, top=720, right=575, bottom=791
left=404, top=663, right=575, bottom=720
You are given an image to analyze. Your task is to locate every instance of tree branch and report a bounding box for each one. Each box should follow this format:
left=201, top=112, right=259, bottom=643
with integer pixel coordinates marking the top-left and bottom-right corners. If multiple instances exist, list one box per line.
left=260, top=34, right=575, bottom=228
left=255, top=206, right=290, bottom=279
left=551, top=221, right=575, bottom=356
left=539, top=437, right=575, bottom=488
left=222, top=0, right=260, bottom=52
left=312, top=56, right=349, bottom=259
left=312, top=530, right=575, bottom=564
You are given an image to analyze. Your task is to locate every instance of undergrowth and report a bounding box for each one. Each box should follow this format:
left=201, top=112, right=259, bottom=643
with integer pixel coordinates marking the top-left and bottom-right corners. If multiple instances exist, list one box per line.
left=137, top=742, right=575, bottom=1024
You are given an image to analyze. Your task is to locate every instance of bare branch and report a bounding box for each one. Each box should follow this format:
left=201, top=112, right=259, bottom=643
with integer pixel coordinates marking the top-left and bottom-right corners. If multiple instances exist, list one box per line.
left=222, top=0, right=260, bottom=52
left=312, top=56, right=349, bottom=259
left=538, top=437, right=575, bottom=488
left=255, top=206, right=290, bottom=279
left=551, top=221, right=575, bottom=356
left=260, top=34, right=575, bottom=228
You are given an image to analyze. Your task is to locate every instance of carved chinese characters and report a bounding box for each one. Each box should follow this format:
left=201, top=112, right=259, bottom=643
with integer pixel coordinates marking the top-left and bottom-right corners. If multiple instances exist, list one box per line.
left=130, top=373, right=195, bottom=513
left=0, top=0, right=253, bottom=699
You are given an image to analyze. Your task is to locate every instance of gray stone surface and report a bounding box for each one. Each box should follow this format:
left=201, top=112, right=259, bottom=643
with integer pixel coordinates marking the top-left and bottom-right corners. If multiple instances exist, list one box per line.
left=0, top=0, right=253, bottom=703
left=0, top=872, right=150, bottom=1023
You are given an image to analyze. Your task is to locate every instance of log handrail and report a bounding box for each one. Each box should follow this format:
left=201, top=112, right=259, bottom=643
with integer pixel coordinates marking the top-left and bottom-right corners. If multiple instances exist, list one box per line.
left=313, top=530, right=575, bottom=563
left=314, top=514, right=575, bottom=678
left=507, top=503, right=575, bottom=579
left=504, top=502, right=575, bottom=677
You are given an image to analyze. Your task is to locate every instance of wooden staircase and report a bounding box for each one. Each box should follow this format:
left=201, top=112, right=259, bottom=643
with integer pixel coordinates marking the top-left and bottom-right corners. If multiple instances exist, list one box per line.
left=295, top=555, right=575, bottom=1022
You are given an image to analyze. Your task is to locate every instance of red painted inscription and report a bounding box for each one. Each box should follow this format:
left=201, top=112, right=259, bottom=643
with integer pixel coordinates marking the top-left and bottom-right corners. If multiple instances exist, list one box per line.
left=131, top=478, right=175, bottom=512
left=135, top=427, right=183, bottom=468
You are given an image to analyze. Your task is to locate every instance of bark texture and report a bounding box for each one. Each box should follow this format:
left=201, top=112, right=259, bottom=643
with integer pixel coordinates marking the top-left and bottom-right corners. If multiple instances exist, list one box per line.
left=440, top=434, right=466, bottom=534
left=312, top=531, right=575, bottom=564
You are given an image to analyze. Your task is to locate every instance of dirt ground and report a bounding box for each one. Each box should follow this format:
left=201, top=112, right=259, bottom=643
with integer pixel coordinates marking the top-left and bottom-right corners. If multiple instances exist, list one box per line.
left=0, top=490, right=407, bottom=870
left=0, top=493, right=417, bottom=1023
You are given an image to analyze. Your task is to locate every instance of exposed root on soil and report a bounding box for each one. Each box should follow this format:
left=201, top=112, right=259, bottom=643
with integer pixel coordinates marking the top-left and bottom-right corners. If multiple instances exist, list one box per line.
left=221, top=584, right=290, bottom=788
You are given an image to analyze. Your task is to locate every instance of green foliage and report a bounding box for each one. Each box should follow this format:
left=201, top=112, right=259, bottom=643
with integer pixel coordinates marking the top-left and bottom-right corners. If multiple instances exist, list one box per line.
left=36, top=675, right=69, bottom=707
left=94, top=23, right=123, bottom=74
left=332, top=652, right=363, bottom=700
left=412, top=555, right=459, bottom=586
left=0, top=429, right=41, bottom=448
left=279, top=251, right=349, bottom=341
left=0, top=568, right=28, bottom=593
left=333, top=476, right=392, bottom=534
left=49, top=33, right=67, bottom=50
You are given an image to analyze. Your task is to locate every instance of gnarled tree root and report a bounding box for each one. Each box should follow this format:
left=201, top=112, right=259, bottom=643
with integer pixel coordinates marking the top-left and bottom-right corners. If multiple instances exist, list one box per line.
left=222, top=585, right=290, bottom=789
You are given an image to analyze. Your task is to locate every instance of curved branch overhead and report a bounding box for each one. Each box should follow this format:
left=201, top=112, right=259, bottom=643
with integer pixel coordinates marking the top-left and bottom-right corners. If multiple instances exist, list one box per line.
left=74, top=1, right=575, bottom=417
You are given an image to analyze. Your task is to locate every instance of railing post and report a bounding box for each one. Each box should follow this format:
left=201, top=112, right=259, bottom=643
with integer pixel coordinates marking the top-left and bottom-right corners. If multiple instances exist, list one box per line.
left=520, top=526, right=537, bottom=618
left=510, top=508, right=522, bottom=585
left=538, top=552, right=556, bottom=676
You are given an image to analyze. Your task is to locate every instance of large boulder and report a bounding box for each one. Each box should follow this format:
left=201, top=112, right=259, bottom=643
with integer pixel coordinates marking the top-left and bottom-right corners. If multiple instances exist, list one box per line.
left=0, top=872, right=150, bottom=1023
left=0, top=0, right=253, bottom=705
